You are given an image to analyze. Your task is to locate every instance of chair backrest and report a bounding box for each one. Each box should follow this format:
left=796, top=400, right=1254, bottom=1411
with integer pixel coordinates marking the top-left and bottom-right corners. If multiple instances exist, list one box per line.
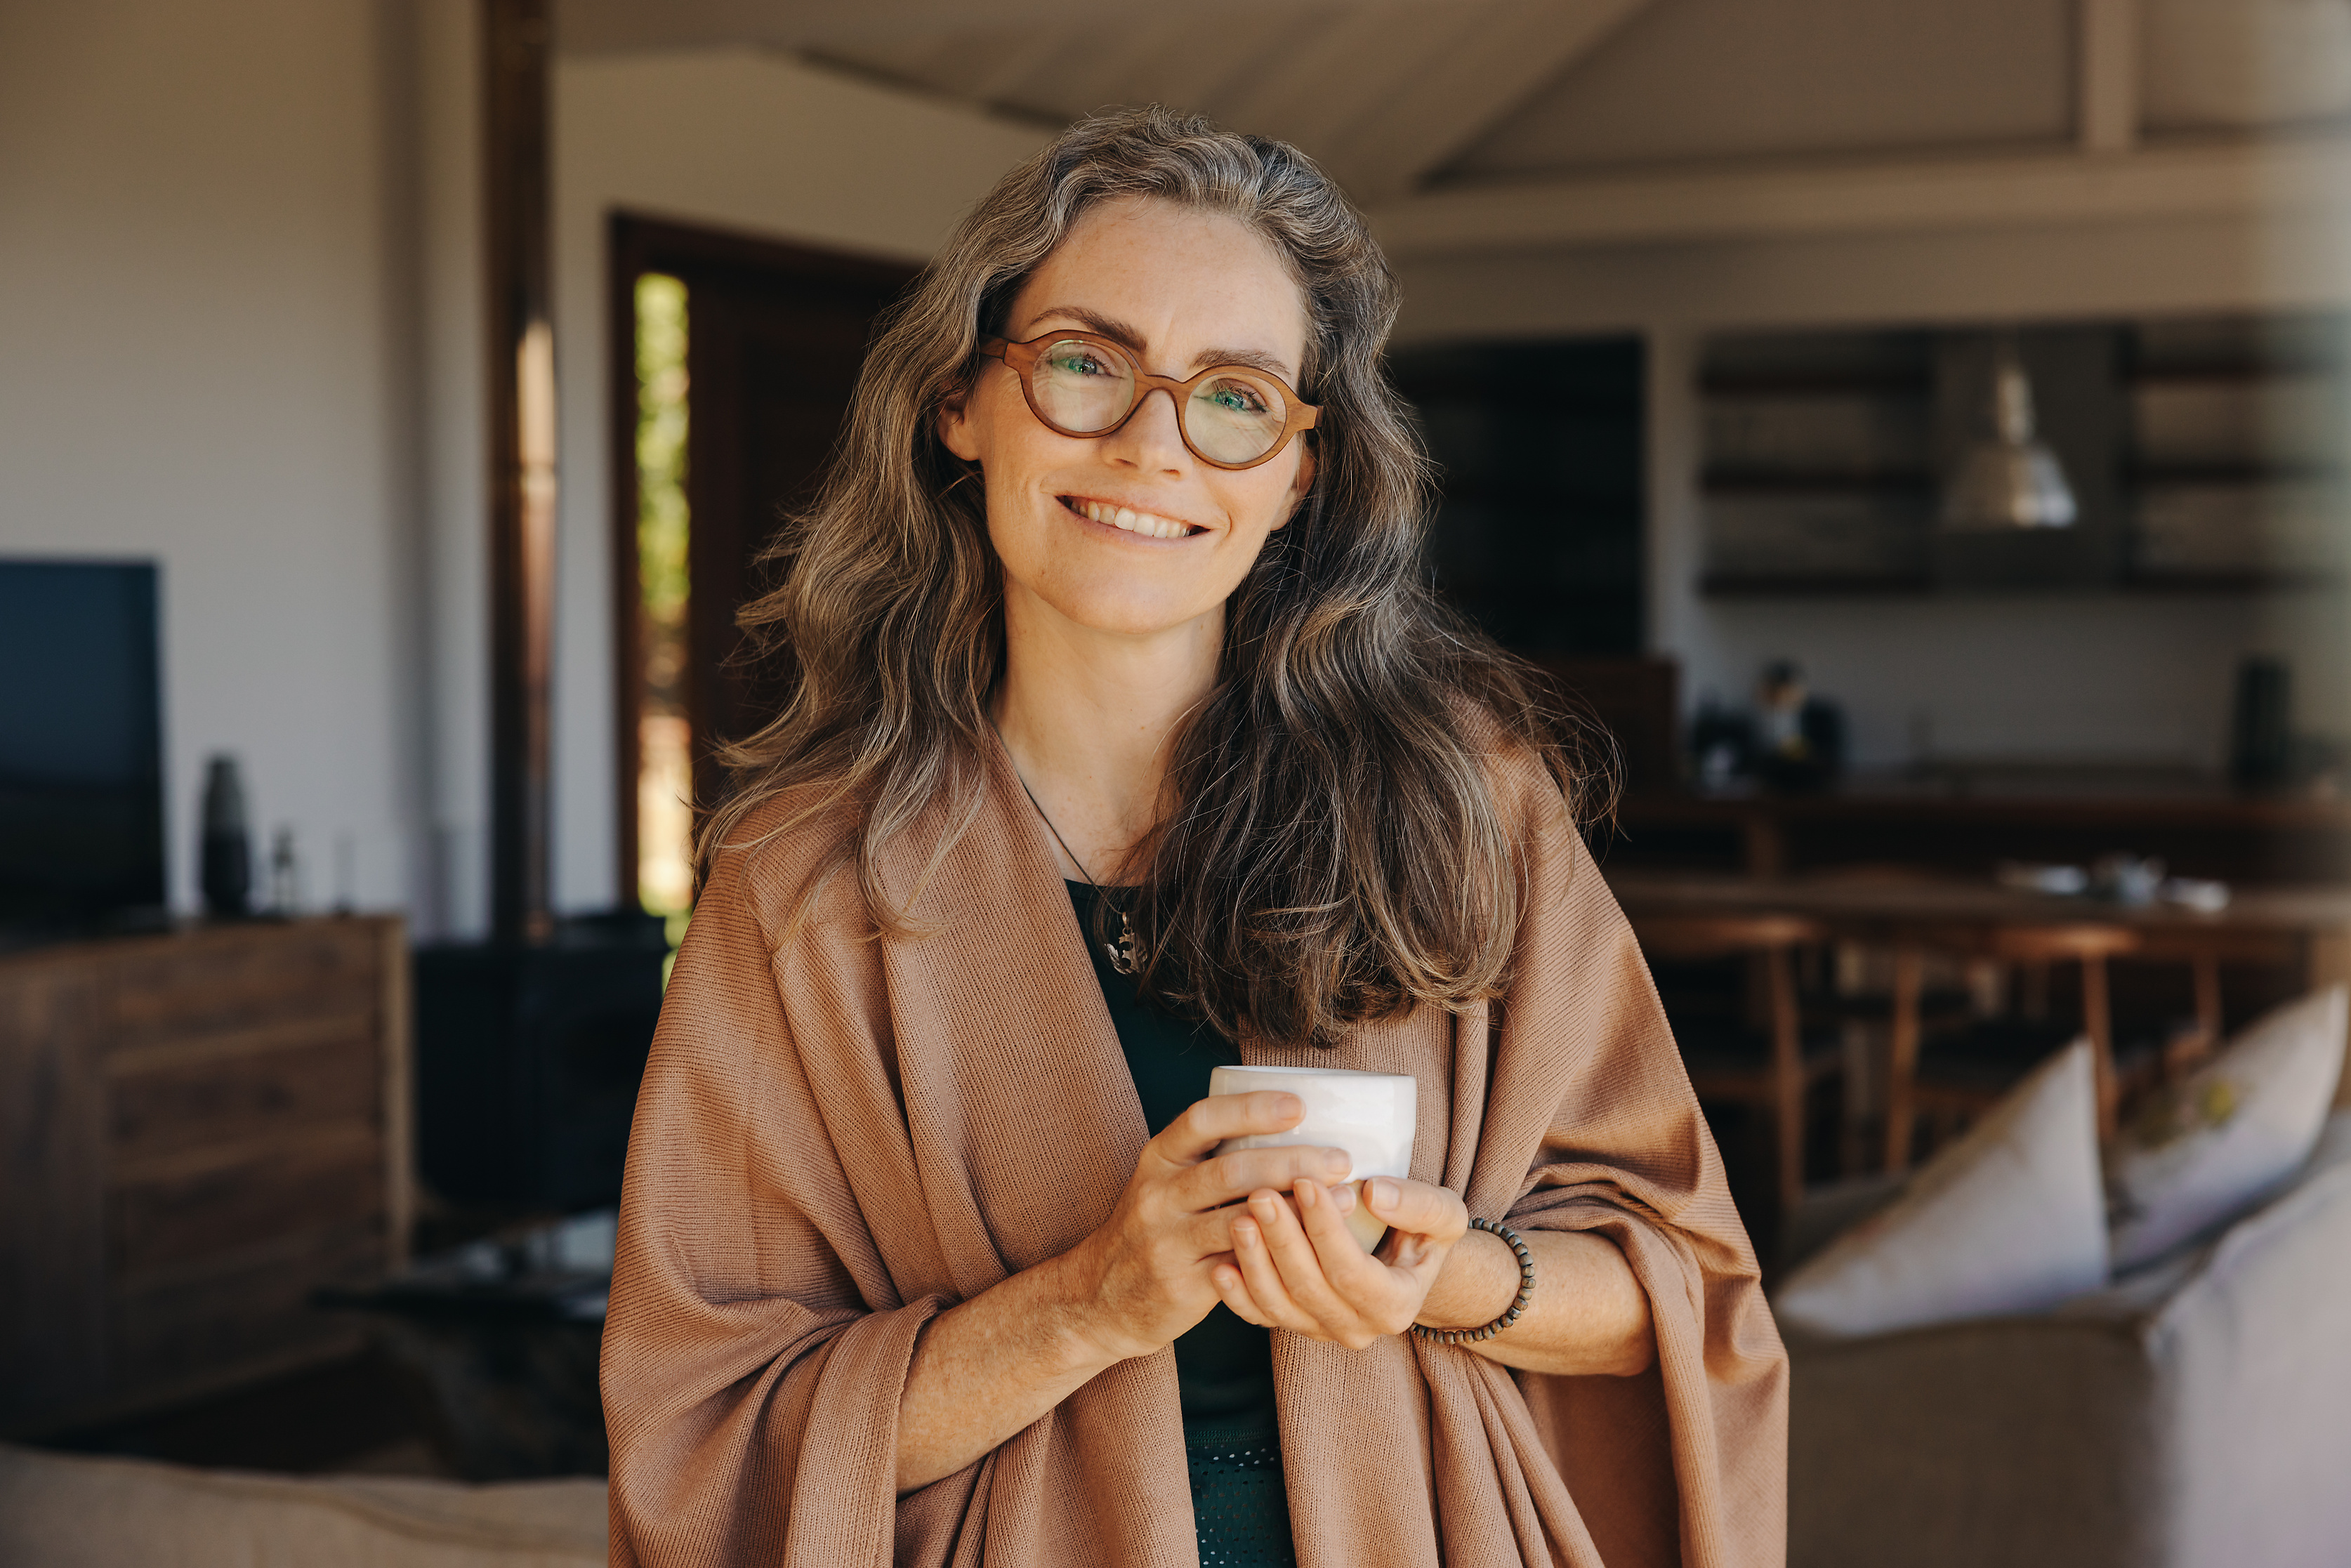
left=1983, top=923, right=2140, bottom=963
left=1632, top=911, right=1825, bottom=959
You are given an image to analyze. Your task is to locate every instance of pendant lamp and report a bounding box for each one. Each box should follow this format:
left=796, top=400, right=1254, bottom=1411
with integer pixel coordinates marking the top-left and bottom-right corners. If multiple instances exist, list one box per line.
left=1942, top=335, right=2077, bottom=531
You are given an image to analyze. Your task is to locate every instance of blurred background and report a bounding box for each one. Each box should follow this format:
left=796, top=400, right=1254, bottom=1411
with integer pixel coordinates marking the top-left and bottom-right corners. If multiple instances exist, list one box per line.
left=6, top=2, right=2351, bottom=1563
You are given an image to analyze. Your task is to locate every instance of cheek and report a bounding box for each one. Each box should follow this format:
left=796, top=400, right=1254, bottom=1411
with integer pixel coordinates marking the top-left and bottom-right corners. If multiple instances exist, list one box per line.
left=953, top=375, right=1035, bottom=469
left=1226, top=470, right=1304, bottom=540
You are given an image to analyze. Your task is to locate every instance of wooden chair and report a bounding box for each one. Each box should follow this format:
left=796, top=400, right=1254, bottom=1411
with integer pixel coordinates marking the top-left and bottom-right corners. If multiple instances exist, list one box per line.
left=1633, top=911, right=1833, bottom=1215
left=1884, top=921, right=2140, bottom=1170
left=2128, top=925, right=2303, bottom=1079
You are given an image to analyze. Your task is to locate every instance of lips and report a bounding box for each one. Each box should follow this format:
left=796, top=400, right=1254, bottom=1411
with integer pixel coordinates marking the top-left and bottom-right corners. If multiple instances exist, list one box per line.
left=1063, top=495, right=1201, bottom=539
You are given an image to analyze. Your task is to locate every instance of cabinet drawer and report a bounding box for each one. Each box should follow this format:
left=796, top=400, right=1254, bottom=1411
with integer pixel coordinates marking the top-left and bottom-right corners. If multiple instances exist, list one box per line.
left=110, top=1029, right=380, bottom=1164
left=107, top=924, right=382, bottom=1050
left=111, top=1133, right=384, bottom=1277
left=110, top=1223, right=381, bottom=1390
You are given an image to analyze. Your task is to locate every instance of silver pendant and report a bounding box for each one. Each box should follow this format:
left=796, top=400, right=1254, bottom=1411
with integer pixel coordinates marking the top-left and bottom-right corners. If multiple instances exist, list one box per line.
left=1107, top=911, right=1140, bottom=976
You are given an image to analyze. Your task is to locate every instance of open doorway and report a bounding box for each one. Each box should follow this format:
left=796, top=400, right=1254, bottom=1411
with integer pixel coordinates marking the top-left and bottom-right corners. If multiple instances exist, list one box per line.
left=609, top=216, right=919, bottom=921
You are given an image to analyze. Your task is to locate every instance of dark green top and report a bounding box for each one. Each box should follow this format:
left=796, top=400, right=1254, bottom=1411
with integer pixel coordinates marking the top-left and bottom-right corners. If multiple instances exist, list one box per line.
left=1066, top=881, right=1277, bottom=1432
left=1068, top=883, right=1296, bottom=1564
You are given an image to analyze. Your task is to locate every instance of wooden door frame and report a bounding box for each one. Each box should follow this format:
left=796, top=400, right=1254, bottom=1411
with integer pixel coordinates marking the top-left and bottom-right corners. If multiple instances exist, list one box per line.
left=606, top=213, right=921, bottom=909
left=486, top=0, right=555, bottom=944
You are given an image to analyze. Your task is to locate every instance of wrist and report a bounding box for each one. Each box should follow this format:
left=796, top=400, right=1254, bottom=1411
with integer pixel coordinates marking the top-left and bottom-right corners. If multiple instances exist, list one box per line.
left=1040, top=1238, right=1150, bottom=1369
left=1416, top=1226, right=1519, bottom=1331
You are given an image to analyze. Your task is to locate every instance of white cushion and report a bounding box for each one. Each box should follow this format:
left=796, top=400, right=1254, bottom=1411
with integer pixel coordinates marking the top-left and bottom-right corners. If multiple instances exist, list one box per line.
left=1775, top=1041, right=2108, bottom=1337
left=2108, top=984, right=2348, bottom=1271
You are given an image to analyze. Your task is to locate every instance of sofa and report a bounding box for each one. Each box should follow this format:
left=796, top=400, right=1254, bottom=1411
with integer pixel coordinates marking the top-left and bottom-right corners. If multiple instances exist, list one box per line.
left=0, top=1444, right=605, bottom=1568
left=1789, top=1112, right=2351, bottom=1568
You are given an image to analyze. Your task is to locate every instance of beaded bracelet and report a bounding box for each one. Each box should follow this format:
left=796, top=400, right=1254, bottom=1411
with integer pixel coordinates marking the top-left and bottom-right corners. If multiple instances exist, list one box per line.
left=1411, top=1217, right=1536, bottom=1345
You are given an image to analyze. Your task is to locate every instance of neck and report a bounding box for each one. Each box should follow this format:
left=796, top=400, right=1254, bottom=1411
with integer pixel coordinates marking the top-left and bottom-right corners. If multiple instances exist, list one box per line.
left=992, top=583, right=1221, bottom=885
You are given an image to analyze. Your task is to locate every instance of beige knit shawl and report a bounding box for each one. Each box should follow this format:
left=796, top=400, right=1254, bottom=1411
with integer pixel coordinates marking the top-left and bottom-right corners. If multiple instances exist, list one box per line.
left=603, top=739, right=1787, bottom=1567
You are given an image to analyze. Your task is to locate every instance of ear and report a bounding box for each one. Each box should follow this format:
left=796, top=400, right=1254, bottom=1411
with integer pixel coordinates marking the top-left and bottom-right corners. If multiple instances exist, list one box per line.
left=937, top=395, right=982, bottom=463
left=1272, top=439, right=1317, bottom=530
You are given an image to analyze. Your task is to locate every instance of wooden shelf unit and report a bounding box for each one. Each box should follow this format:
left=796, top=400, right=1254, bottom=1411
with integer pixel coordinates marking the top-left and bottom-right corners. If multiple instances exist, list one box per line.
left=0, top=916, right=411, bottom=1437
left=1695, top=312, right=2351, bottom=596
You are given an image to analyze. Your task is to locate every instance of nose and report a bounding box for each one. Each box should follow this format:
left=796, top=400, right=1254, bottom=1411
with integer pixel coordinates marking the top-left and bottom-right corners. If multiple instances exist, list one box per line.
left=1103, top=384, right=1189, bottom=473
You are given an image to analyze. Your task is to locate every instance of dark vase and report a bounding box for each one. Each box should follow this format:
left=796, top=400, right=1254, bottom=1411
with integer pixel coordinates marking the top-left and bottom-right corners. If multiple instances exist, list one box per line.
left=199, top=755, right=252, bottom=918
left=2232, top=657, right=2293, bottom=790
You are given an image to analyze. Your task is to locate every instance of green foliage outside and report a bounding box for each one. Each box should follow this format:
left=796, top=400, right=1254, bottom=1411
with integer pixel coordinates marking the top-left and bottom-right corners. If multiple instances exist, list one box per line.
left=636, top=272, right=690, bottom=685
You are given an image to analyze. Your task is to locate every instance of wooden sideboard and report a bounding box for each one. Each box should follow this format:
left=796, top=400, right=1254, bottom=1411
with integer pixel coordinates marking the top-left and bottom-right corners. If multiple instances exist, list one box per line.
left=0, top=916, right=411, bottom=1436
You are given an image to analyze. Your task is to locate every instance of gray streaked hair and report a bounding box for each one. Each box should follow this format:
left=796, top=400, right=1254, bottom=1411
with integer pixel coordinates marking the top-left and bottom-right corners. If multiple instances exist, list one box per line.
left=704, top=105, right=1606, bottom=1045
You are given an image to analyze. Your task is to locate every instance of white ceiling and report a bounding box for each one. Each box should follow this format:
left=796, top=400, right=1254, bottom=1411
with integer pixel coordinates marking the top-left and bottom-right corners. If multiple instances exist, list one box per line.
left=1451, top=0, right=2074, bottom=177
left=554, top=0, right=2351, bottom=202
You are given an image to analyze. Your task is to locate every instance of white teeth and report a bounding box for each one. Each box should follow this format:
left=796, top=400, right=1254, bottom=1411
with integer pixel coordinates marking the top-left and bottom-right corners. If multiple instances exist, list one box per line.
left=1072, top=498, right=1191, bottom=539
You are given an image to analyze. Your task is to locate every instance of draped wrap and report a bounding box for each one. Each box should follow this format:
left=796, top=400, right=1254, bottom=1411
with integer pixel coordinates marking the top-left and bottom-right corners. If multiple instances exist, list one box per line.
left=603, top=735, right=1786, bottom=1567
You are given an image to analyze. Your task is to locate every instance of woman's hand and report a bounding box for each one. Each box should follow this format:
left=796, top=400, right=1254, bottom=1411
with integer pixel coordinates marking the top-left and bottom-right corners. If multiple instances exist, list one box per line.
left=1212, top=1175, right=1470, bottom=1350
left=1060, top=1091, right=1353, bottom=1362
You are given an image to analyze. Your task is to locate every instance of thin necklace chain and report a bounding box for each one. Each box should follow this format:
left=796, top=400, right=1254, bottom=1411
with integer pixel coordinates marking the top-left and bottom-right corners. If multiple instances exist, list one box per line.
left=987, top=716, right=1142, bottom=976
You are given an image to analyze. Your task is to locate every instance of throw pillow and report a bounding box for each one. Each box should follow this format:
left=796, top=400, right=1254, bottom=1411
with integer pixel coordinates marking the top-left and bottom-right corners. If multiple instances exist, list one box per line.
left=1774, top=1041, right=2107, bottom=1337
left=2107, top=984, right=2347, bottom=1271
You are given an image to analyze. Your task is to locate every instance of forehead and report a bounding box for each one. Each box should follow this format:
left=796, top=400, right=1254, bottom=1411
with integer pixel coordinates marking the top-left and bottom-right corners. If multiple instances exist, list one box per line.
left=1008, top=196, right=1309, bottom=372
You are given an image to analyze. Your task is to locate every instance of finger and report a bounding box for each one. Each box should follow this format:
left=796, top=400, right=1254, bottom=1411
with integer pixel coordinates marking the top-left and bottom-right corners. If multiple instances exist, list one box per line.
left=1360, top=1177, right=1468, bottom=1242
left=1228, top=1204, right=1318, bottom=1333
left=1209, top=1254, right=1277, bottom=1329
left=1294, top=1180, right=1402, bottom=1302
left=1253, top=1181, right=1379, bottom=1336
left=1183, top=1143, right=1353, bottom=1212
left=1148, top=1091, right=1305, bottom=1165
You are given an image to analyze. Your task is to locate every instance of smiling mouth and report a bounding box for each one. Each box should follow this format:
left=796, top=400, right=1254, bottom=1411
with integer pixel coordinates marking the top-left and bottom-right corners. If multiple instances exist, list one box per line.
left=1062, top=495, right=1202, bottom=540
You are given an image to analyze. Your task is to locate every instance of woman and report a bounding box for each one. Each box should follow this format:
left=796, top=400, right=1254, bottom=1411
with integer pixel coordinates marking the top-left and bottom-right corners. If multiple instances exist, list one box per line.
left=605, top=108, right=1785, bottom=1567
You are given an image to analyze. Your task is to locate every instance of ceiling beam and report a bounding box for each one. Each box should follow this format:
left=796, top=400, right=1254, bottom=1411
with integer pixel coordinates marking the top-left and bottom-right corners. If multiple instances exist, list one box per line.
left=1367, top=136, right=2351, bottom=258
left=1210, top=8, right=1457, bottom=161
left=1319, top=0, right=1652, bottom=203
left=2079, top=0, right=2140, bottom=153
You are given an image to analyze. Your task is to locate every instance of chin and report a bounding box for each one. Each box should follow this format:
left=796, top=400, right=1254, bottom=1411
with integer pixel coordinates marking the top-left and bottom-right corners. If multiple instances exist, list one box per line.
left=1036, top=582, right=1216, bottom=640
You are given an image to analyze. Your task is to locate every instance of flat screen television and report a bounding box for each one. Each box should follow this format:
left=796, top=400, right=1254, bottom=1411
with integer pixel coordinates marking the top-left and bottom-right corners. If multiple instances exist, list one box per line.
left=0, top=560, right=167, bottom=935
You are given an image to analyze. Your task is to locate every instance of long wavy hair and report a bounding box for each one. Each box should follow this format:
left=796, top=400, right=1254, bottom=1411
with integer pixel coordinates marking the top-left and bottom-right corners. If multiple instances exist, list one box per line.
left=702, top=105, right=1611, bottom=1046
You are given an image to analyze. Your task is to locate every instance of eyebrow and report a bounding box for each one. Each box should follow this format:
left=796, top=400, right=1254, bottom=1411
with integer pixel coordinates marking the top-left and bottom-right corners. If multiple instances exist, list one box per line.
left=1022, top=305, right=1299, bottom=385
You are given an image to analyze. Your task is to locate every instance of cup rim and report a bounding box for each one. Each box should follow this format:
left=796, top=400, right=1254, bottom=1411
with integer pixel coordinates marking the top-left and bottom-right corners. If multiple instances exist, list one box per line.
left=1211, top=1065, right=1414, bottom=1081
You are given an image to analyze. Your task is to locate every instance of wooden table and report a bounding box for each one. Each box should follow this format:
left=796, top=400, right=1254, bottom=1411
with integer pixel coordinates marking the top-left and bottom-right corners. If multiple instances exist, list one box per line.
left=1605, top=870, right=2351, bottom=1164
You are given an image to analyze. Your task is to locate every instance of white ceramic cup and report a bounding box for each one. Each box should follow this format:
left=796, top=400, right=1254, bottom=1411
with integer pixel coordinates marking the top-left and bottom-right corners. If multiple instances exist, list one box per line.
left=1209, top=1064, right=1417, bottom=1251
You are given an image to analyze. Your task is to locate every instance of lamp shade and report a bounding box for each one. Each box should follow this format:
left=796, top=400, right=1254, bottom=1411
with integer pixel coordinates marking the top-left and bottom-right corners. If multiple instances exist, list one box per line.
left=1942, top=340, right=2077, bottom=531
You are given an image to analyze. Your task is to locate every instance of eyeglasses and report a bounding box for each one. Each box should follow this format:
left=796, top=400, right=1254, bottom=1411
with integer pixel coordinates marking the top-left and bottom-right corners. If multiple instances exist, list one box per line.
left=977, top=331, right=1319, bottom=470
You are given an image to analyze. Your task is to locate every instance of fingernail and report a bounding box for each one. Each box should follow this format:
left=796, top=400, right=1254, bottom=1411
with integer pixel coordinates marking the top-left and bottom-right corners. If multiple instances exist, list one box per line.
left=1275, top=1093, right=1303, bottom=1119
left=1323, top=1152, right=1353, bottom=1179
left=1332, top=1182, right=1357, bottom=1213
left=1296, top=1179, right=1318, bottom=1208
left=1234, top=1221, right=1257, bottom=1248
left=1371, top=1178, right=1398, bottom=1209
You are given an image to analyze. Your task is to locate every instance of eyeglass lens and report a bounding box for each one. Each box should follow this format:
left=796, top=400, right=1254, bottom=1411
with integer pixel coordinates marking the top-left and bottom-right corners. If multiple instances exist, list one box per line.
left=1029, top=338, right=1290, bottom=466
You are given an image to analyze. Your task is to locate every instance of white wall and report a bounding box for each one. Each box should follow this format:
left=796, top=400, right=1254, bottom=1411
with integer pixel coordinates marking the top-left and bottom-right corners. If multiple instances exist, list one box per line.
left=547, top=49, right=1047, bottom=911
left=412, top=0, right=488, bottom=939
left=0, top=0, right=444, bottom=919
left=0, top=21, right=1048, bottom=933
left=1395, top=209, right=2351, bottom=769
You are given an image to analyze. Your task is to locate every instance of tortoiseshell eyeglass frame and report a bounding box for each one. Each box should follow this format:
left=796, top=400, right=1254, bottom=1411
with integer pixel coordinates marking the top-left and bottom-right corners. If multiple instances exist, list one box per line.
left=976, top=331, right=1320, bottom=471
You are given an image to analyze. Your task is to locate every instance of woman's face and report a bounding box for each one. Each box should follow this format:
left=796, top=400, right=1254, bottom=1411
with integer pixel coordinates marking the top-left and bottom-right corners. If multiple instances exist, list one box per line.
left=940, top=195, right=1316, bottom=644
